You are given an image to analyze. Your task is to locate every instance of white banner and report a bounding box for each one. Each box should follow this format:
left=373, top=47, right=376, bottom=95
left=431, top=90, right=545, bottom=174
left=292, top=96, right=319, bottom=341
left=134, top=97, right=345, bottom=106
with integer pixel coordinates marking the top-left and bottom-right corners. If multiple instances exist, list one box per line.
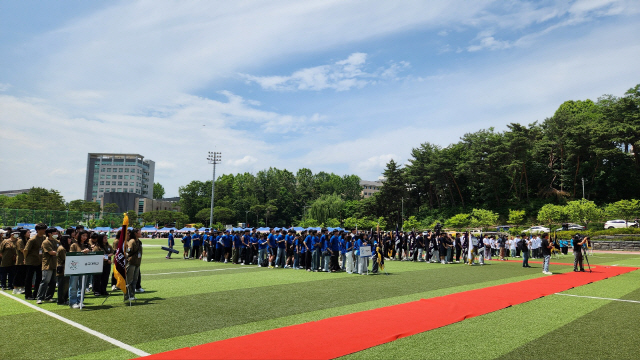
left=65, top=252, right=105, bottom=276
left=359, top=246, right=372, bottom=257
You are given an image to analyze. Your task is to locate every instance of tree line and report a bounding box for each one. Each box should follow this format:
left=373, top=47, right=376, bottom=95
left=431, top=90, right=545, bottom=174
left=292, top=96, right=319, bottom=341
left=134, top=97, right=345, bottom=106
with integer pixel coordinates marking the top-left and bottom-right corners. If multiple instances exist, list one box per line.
left=369, top=84, right=640, bottom=228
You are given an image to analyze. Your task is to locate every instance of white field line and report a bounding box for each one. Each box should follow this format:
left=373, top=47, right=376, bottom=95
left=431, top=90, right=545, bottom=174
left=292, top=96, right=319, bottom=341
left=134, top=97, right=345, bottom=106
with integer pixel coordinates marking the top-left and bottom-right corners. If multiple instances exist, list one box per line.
left=0, top=291, right=150, bottom=357
left=144, top=267, right=250, bottom=276
left=554, top=293, right=640, bottom=304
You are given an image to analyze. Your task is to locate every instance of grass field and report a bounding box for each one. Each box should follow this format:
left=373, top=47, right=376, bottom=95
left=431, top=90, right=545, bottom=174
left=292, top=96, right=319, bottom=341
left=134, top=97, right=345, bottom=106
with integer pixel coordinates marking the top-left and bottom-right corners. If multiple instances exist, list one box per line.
left=2, top=239, right=640, bottom=360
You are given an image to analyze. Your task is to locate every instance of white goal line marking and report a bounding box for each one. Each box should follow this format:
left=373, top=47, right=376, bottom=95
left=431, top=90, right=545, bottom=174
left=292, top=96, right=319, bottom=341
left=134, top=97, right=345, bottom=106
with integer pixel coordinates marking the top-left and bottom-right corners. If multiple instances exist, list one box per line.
left=0, top=291, right=150, bottom=357
left=554, top=293, right=640, bottom=304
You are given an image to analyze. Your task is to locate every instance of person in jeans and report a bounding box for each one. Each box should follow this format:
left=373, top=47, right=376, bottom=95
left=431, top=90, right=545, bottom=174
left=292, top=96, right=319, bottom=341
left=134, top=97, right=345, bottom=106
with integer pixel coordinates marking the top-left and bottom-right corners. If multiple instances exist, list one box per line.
left=541, top=233, right=553, bottom=275
left=521, top=235, right=531, bottom=268
left=68, top=230, right=89, bottom=308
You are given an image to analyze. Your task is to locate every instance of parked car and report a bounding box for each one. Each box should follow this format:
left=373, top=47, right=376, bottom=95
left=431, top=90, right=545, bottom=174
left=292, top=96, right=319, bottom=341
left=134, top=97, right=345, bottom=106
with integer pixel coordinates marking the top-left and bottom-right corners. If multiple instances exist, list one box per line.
left=523, top=226, right=550, bottom=234
left=604, top=220, right=639, bottom=229
left=555, top=223, right=585, bottom=231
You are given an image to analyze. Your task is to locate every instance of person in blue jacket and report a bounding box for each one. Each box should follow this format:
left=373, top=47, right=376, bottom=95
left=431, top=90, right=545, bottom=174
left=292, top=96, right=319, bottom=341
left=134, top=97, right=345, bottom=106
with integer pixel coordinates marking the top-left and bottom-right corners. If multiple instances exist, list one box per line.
left=182, top=231, right=192, bottom=260
left=215, top=231, right=224, bottom=262
left=304, top=231, right=313, bottom=271
left=222, top=230, right=232, bottom=263
left=258, top=233, right=268, bottom=267
left=166, top=229, right=175, bottom=259
left=191, top=229, right=201, bottom=260
left=267, top=229, right=277, bottom=268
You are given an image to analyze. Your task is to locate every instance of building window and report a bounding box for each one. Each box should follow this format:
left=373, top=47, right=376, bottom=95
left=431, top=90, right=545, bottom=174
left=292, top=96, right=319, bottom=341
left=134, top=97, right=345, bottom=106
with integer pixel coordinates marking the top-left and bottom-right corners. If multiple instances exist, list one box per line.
left=93, top=181, right=98, bottom=186
left=118, top=181, right=122, bottom=186
left=117, top=188, right=122, bottom=192
left=105, top=189, right=110, bottom=193
left=112, top=188, right=116, bottom=192
left=118, top=175, right=123, bottom=179
left=123, top=189, right=127, bottom=193
left=99, top=188, right=103, bottom=192
left=100, top=175, right=105, bottom=179
left=125, top=168, right=129, bottom=173
left=106, top=175, right=111, bottom=179
left=119, top=168, right=123, bottom=172
left=101, top=168, right=105, bottom=172
left=107, top=168, right=111, bottom=172
left=100, top=181, right=104, bottom=185
left=124, top=181, right=128, bottom=186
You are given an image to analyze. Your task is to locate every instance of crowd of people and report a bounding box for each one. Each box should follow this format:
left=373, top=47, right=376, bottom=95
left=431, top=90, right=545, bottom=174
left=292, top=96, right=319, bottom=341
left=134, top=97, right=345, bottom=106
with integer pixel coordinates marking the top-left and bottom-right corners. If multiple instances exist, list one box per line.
left=164, top=227, right=591, bottom=275
left=0, top=224, right=593, bottom=308
left=0, top=224, right=145, bottom=308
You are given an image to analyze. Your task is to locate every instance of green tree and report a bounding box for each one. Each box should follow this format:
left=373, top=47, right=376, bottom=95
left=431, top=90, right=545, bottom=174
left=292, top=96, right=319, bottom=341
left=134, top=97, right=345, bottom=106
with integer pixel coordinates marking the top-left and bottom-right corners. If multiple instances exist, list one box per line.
left=308, top=194, right=344, bottom=225
left=605, top=199, right=640, bottom=225
left=213, top=207, right=236, bottom=224
left=126, top=210, right=139, bottom=225
left=377, top=159, right=407, bottom=227
left=470, top=208, right=499, bottom=230
left=103, top=203, right=119, bottom=214
left=403, top=215, right=420, bottom=231
left=508, top=209, right=526, bottom=224
left=537, top=204, right=566, bottom=228
left=565, top=199, right=603, bottom=228
left=445, top=213, right=471, bottom=229
left=153, top=183, right=166, bottom=199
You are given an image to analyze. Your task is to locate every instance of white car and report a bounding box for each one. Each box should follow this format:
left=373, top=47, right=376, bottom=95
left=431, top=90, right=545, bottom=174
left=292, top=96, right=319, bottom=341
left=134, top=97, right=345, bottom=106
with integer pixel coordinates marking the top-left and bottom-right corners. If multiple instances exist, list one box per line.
left=523, top=226, right=550, bottom=234
left=604, top=220, right=638, bottom=229
left=555, top=223, right=585, bottom=231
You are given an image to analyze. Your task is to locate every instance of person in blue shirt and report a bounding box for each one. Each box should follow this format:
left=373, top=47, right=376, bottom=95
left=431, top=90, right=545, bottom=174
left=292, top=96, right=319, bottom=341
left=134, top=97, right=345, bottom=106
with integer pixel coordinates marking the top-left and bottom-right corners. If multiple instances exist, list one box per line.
left=286, top=230, right=295, bottom=268
left=319, top=229, right=330, bottom=272
left=222, top=230, right=232, bottom=263
left=191, top=229, right=201, bottom=260
left=258, top=233, right=268, bottom=267
left=182, top=231, right=192, bottom=260
left=275, top=230, right=287, bottom=268
left=250, top=230, right=259, bottom=265
left=292, top=233, right=301, bottom=269
left=166, top=229, right=175, bottom=259
left=267, top=229, right=277, bottom=268
left=344, top=234, right=354, bottom=273
left=241, top=230, right=251, bottom=265
left=329, top=229, right=341, bottom=272
left=309, top=230, right=320, bottom=272
left=231, top=231, right=241, bottom=264
left=202, top=229, right=210, bottom=262
left=215, top=231, right=224, bottom=262
left=303, top=231, right=313, bottom=271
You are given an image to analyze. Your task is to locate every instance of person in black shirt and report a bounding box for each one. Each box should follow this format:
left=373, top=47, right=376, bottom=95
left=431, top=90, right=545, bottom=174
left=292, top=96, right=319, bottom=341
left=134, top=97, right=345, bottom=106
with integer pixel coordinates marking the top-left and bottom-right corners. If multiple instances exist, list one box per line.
left=541, top=233, right=553, bottom=275
left=573, top=235, right=587, bottom=272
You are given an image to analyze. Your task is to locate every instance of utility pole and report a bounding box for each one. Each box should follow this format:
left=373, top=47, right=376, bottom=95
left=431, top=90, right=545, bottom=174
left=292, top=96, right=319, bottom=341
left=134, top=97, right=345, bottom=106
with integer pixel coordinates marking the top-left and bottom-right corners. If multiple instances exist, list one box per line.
left=207, top=151, right=222, bottom=226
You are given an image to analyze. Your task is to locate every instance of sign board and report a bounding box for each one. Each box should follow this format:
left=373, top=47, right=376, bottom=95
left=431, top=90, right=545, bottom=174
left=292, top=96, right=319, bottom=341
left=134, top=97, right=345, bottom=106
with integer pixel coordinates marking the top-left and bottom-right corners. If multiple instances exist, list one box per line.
left=65, top=252, right=105, bottom=276
left=359, top=246, right=372, bottom=257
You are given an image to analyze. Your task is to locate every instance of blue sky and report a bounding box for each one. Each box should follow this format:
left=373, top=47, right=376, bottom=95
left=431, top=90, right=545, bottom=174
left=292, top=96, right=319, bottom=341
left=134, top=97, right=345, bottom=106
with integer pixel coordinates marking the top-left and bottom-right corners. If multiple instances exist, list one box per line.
left=2, top=0, right=640, bottom=201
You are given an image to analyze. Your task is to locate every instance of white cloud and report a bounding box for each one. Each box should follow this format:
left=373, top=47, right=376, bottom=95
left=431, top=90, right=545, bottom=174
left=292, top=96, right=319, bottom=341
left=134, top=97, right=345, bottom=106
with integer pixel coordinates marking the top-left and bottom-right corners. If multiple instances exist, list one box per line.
left=240, top=52, right=409, bottom=92
left=0, top=83, right=11, bottom=91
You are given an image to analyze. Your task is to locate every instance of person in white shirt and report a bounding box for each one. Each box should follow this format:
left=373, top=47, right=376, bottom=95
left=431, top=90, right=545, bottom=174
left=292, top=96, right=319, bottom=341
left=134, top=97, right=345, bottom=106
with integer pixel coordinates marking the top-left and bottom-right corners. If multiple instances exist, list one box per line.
left=483, top=237, right=491, bottom=260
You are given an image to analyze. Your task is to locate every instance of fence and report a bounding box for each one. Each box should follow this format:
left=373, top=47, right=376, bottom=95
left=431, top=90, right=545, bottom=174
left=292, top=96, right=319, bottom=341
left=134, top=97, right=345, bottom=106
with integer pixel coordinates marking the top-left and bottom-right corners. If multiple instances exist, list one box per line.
left=0, top=208, right=126, bottom=229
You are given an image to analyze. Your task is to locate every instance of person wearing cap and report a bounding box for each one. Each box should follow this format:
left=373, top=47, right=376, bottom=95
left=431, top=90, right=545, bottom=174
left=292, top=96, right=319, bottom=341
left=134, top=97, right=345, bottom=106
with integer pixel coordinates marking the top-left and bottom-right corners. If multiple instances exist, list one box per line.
left=36, top=228, right=59, bottom=304
left=0, top=229, right=16, bottom=291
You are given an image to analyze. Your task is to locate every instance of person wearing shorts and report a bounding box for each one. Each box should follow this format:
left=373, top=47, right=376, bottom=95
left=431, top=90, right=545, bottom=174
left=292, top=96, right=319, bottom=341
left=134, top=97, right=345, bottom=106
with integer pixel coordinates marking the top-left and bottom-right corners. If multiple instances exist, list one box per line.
left=182, top=231, right=191, bottom=260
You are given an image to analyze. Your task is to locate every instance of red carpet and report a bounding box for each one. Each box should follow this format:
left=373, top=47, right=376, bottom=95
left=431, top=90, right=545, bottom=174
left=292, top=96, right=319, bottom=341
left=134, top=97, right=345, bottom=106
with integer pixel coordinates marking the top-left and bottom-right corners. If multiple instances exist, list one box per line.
left=143, top=266, right=636, bottom=360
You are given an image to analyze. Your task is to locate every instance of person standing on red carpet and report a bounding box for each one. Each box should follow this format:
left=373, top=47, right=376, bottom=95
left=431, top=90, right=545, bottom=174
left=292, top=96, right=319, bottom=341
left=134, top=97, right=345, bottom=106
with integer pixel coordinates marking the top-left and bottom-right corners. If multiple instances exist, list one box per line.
left=541, top=233, right=553, bottom=274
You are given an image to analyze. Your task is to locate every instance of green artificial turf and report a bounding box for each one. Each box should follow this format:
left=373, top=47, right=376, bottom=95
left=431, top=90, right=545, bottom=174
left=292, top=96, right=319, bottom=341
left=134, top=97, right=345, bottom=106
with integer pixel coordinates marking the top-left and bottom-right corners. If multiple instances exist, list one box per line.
left=2, top=242, right=639, bottom=360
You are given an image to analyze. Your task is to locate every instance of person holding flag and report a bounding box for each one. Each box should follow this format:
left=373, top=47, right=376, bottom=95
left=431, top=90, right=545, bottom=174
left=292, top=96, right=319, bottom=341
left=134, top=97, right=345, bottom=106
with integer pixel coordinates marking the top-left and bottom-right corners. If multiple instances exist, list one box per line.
left=113, top=214, right=134, bottom=301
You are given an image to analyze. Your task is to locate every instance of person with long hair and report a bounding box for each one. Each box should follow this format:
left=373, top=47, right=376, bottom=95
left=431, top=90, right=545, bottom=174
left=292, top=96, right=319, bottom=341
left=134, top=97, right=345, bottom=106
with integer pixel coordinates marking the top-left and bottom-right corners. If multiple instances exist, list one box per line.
left=56, top=235, right=70, bottom=305
left=124, top=228, right=142, bottom=301
left=68, top=230, right=89, bottom=308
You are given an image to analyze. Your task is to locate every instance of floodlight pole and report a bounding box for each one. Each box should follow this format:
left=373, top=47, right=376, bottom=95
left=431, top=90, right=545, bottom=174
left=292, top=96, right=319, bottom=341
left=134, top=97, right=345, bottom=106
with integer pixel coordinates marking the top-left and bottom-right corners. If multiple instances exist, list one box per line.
left=207, top=152, right=222, bottom=226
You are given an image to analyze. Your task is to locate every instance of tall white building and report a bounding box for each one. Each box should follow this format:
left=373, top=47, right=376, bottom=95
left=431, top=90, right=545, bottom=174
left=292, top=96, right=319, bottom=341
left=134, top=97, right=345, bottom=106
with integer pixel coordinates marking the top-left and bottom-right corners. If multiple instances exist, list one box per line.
left=84, top=153, right=155, bottom=202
